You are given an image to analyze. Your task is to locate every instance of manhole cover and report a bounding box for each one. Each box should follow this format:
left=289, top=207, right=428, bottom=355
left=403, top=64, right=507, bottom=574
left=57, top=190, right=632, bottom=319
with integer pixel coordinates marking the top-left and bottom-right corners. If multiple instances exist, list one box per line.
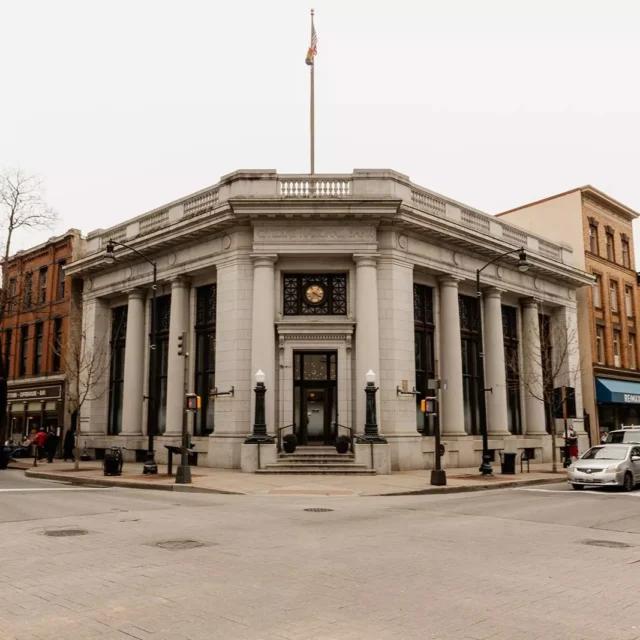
left=44, top=529, right=88, bottom=537
left=304, top=508, right=334, bottom=513
left=581, top=539, right=632, bottom=549
left=155, top=539, right=204, bottom=550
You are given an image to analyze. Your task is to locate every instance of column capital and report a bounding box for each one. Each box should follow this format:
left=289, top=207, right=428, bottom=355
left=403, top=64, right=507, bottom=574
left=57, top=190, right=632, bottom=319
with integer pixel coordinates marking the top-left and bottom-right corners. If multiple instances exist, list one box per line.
left=438, top=275, right=462, bottom=288
left=353, top=253, right=380, bottom=268
left=250, top=254, right=278, bottom=268
left=170, top=275, right=191, bottom=290
left=125, top=288, right=147, bottom=300
left=484, top=287, right=506, bottom=299
left=520, top=297, right=541, bottom=309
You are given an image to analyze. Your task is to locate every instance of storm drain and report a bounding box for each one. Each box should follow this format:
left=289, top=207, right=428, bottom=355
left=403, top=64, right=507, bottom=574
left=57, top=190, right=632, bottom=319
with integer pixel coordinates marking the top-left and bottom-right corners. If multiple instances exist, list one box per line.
left=44, top=529, right=88, bottom=537
left=155, top=539, right=204, bottom=550
left=304, top=508, right=334, bottom=513
left=581, top=539, right=632, bottom=549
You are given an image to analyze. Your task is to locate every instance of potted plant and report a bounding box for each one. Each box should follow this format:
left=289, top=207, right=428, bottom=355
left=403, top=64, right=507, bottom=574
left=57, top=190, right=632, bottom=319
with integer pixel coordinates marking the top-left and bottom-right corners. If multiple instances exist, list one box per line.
left=335, top=435, right=350, bottom=454
left=283, top=433, right=297, bottom=454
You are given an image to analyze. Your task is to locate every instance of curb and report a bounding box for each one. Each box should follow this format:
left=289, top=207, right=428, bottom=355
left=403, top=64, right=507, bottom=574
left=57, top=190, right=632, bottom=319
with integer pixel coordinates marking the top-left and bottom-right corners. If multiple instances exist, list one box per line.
left=23, top=470, right=243, bottom=495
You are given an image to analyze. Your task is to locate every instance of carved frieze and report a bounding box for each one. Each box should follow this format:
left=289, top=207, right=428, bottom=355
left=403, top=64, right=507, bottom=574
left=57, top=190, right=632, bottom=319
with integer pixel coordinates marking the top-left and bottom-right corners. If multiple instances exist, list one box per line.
left=254, top=226, right=376, bottom=242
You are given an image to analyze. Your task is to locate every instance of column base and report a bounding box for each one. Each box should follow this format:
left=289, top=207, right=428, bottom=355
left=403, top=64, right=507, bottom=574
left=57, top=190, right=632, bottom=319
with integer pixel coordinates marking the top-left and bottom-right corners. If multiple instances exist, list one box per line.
left=207, top=433, right=245, bottom=469
left=240, top=442, right=277, bottom=472
left=354, top=442, right=391, bottom=475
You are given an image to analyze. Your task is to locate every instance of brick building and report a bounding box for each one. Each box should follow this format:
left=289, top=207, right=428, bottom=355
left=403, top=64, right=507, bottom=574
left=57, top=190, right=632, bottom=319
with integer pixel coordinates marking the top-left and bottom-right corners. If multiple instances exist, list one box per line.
left=1, top=230, right=84, bottom=442
left=498, top=187, right=640, bottom=444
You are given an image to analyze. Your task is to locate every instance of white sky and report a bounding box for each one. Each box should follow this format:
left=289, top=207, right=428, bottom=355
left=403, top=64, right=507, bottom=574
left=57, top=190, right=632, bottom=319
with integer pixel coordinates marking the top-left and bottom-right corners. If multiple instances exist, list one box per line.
left=1, top=0, right=639, bottom=259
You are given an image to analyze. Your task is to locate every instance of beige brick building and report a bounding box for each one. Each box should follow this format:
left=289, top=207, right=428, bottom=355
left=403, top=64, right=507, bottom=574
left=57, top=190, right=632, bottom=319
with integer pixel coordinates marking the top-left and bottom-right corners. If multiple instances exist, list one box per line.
left=499, top=187, right=640, bottom=445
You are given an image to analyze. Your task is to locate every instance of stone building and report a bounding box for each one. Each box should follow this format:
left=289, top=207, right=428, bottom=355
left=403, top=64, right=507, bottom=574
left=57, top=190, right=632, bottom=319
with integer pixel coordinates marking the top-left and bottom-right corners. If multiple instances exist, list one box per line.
left=499, top=186, right=640, bottom=444
left=1, top=230, right=84, bottom=442
left=65, top=170, right=592, bottom=472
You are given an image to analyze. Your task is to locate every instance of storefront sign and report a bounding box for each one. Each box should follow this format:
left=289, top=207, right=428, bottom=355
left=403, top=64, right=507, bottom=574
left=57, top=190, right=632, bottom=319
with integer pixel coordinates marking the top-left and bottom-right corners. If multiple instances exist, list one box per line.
left=7, top=385, right=62, bottom=401
left=624, top=394, right=640, bottom=404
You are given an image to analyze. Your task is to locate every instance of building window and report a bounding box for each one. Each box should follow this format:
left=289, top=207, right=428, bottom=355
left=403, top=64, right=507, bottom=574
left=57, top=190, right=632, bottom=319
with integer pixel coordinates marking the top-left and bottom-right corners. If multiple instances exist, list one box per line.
left=589, top=224, right=599, bottom=254
left=195, top=284, right=216, bottom=436
left=4, top=329, right=11, bottom=376
left=52, top=317, right=63, bottom=372
left=56, top=261, right=66, bottom=300
left=108, top=306, right=128, bottom=436
left=33, top=322, right=43, bottom=374
left=7, top=278, right=16, bottom=313
left=610, top=281, right=619, bottom=313
left=149, top=295, right=171, bottom=435
left=593, top=274, right=602, bottom=308
left=459, top=295, right=485, bottom=436
left=539, top=314, right=554, bottom=434
left=413, top=284, right=436, bottom=434
left=24, top=273, right=33, bottom=310
left=595, top=326, right=605, bottom=364
left=502, top=305, right=522, bottom=435
left=19, top=325, right=28, bottom=376
left=613, top=329, right=621, bottom=367
left=606, top=231, right=615, bottom=262
left=38, top=267, right=47, bottom=305
left=283, top=274, right=347, bottom=316
left=622, top=239, right=631, bottom=269
left=629, top=334, right=637, bottom=370
left=626, top=286, right=634, bottom=317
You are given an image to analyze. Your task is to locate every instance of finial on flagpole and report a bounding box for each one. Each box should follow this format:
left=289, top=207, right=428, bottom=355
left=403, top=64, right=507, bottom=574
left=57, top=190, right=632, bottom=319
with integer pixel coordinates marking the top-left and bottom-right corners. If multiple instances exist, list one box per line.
left=311, top=8, right=314, bottom=16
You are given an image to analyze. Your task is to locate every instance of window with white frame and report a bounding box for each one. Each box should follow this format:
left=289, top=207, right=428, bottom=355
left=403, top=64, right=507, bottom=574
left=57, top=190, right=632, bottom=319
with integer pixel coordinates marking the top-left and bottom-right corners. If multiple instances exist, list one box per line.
left=593, top=274, right=602, bottom=308
left=613, top=329, right=621, bottom=367
left=626, top=285, right=634, bottom=317
left=629, top=333, right=637, bottom=370
left=610, top=281, right=619, bottom=313
left=595, top=326, right=605, bottom=364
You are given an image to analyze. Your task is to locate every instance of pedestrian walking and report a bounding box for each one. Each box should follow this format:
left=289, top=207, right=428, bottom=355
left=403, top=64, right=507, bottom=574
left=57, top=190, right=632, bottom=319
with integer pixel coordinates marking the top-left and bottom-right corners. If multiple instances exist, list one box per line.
left=63, top=427, right=75, bottom=462
left=34, top=427, right=48, bottom=461
left=46, top=428, right=59, bottom=464
left=567, top=427, right=579, bottom=460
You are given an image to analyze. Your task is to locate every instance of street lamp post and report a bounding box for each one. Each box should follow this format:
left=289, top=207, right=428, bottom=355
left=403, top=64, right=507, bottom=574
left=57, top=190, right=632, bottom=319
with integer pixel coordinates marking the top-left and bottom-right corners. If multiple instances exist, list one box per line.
left=104, top=239, right=158, bottom=475
left=362, top=370, right=387, bottom=443
left=245, top=370, right=274, bottom=443
left=476, top=247, right=530, bottom=476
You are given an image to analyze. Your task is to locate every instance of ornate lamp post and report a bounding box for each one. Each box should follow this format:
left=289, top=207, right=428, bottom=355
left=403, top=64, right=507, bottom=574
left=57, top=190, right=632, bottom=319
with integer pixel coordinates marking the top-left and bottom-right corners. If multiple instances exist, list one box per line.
left=104, top=239, right=158, bottom=474
left=476, top=247, right=530, bottom=475
left=362, top=370, right=387, bottom=443
left=245, top=370, right=274, bottom=443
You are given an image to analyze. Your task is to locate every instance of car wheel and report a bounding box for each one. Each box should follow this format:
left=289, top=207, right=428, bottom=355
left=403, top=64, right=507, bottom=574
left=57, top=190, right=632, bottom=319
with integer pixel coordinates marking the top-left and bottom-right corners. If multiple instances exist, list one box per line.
left=623, top=472, right=635, bottom=492
left=571, top=484, right=584, bottom=490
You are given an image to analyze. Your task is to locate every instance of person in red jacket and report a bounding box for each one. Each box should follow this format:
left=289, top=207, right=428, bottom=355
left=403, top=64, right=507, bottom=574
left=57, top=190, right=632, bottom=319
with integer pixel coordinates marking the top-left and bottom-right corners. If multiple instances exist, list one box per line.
left=34, top=428, right=48, bottom=461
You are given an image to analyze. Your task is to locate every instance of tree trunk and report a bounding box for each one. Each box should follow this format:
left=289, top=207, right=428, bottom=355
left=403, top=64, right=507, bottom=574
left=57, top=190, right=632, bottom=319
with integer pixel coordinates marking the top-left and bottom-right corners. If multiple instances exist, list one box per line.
left=71, top=410, right=80, bottom=471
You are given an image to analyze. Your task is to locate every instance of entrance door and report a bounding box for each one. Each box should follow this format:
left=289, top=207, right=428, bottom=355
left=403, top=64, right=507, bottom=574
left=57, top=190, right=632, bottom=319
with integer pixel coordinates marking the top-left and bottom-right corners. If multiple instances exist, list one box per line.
left=293, top=352, right=337, bottom=446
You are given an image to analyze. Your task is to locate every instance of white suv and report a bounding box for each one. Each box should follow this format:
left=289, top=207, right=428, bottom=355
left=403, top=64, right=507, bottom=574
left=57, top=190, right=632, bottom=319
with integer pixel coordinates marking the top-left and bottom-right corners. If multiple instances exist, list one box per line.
left=606, top=428, right=640, bottom=444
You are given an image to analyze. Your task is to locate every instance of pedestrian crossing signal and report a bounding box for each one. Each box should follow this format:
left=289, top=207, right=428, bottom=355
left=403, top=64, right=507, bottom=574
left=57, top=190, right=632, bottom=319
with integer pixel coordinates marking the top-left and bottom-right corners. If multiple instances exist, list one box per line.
left=420, top=398, right=436, bottom=414
left=185, top=394, right=201, bottom=411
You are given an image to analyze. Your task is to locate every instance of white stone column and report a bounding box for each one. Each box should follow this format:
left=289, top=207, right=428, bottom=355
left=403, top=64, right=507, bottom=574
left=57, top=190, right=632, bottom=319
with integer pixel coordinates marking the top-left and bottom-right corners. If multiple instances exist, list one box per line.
left=439, top=277, right=465, bottom=435
left=521, top=298, right=547, bottom=434
left=121, top=289, right=146, bottom=435
left=249, top=255, right=277, bottom=434
left=355, top=255, right=381, bottom=433
left=483, top=288, right=510, bottom=435
left=165, top=277, right=190, bottom=436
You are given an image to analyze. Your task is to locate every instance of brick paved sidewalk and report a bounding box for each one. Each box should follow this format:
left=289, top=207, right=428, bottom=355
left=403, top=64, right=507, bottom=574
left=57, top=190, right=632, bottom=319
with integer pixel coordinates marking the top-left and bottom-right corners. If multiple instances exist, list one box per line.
left=13, top=458, right=566, bottom=496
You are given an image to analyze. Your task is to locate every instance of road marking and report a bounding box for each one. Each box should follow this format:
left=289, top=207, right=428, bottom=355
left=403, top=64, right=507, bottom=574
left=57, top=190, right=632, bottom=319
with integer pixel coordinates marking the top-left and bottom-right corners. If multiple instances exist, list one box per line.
left=0, top=487, right=109, bottom=493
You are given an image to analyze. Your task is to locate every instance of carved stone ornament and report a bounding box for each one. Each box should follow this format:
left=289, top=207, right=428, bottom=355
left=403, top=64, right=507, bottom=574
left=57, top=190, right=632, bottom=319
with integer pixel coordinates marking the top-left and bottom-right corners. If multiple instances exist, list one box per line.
left=167, top=252, right=177, bottom=267
left=222, top=235, right=232, bottom=250
left=397, top=234, right=408, bottom=250
left=254, top=226, right=376, bottom=242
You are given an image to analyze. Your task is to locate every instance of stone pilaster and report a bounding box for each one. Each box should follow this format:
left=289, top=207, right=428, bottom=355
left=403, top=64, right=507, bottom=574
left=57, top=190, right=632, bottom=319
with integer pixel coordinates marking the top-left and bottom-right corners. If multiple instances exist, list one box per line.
left=165, top=277, right=190, bottom=436
left=355, top=255, right=381, bottom=433
left=521, top=298, right=547, bottom=435
left=483, top=288, right=509, bottom=435
left=439, top=277, right=465, bottom=436
left=121, top=289, right=146, bottom=435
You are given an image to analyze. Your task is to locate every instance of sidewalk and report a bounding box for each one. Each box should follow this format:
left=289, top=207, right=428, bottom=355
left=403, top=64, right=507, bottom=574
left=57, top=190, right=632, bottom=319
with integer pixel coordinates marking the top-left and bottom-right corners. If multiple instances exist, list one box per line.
left=12, top=458, right=567, bottom=496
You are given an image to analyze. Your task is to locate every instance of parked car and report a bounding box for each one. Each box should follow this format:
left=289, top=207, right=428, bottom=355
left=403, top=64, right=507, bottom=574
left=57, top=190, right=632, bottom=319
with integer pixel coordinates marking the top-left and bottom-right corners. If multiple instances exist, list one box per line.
left=568, top=444, right=640, bottom=491
left=606, top=428, right=640, bottom=444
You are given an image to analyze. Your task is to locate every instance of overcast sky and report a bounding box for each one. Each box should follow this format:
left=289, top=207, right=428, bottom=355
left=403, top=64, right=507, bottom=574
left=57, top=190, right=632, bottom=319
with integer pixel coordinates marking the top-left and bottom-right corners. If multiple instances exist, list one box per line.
left=2, top=0, right=639, bottom=258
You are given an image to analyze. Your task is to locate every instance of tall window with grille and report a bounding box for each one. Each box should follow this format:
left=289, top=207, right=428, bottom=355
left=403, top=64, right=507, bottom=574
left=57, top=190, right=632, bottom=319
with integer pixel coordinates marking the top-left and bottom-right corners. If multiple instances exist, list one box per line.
left=56, top=261, right=66, bottom=300
left=19, top=325, right=29, bottom=376
left=622, top=238, right=631, bottom=269
left=33, top=322, right=44, bottom=374
left=459, top=295, right=486, bottom=436
left=38, top=267, right=47, bottom=305
left=108, top=306, right=128, bottom=435
left=539, top=314, right=554, bottom=433
left=52, top=317, right=63, bottom=372
left=413, top=284, right=436, bottom=434
left=4, top=329, right=11, bottom=376
left=149, top=295, right=171, bottom=435
left=24, top=273, right=33, bottom=310
left=195, top=284, right=216, bottom=436
left=502, top=306, right=522, bottom=435
left=589, top=223, right=599, bottom=255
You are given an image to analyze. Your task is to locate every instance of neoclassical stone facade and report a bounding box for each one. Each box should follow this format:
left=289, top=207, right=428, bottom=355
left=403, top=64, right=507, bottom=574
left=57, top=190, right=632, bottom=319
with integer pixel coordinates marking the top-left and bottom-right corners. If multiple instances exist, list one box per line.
left=66, top=169, right=593, bottom=472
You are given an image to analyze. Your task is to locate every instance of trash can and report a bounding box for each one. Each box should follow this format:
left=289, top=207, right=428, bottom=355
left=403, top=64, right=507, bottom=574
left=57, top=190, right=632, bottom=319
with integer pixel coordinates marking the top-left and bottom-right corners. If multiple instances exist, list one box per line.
left=103, top=447, right=123, bottom=476
left=500, top=452, right=517, bottom=475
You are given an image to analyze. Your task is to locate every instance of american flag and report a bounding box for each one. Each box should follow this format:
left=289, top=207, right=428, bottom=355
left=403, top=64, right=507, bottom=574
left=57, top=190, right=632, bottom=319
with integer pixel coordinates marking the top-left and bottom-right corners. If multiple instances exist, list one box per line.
left=305, top=23, right=318, bottom=66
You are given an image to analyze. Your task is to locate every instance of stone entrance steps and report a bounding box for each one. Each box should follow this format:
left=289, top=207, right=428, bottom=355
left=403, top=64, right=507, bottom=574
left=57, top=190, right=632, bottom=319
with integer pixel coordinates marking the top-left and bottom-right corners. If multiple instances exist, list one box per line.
left=256, top=447, right=375, bottom=475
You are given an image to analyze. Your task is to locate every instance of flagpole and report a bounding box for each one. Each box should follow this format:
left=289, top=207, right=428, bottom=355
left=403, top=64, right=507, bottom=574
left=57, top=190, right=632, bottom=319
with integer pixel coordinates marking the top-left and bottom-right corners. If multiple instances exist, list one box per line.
left=310, top=8, right=315, bottom=176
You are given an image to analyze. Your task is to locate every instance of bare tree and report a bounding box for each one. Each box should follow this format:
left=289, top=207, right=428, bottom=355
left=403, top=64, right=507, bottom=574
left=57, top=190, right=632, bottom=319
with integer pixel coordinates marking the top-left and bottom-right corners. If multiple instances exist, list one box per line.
left=0, top=169, right=59, bottom=462
left=506, top=307, right=582, bottom=472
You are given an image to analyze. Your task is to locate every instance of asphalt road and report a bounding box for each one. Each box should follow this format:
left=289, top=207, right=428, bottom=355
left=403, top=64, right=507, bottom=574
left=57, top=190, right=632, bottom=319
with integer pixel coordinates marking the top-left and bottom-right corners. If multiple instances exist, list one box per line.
left=2, top=470, right=640, bottom=640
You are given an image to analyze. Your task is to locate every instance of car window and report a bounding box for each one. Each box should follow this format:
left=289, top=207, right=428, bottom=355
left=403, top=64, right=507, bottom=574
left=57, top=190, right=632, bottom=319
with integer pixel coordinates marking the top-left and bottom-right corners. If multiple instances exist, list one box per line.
left=632, top=447, right=640, bottom=458
left=623, top=431, right=640, bottom=443
left=581, top=445, right=630, bottom=460
left=606, top=431, right=640, bottom=444
left=607, top=432, right=626, bottom=443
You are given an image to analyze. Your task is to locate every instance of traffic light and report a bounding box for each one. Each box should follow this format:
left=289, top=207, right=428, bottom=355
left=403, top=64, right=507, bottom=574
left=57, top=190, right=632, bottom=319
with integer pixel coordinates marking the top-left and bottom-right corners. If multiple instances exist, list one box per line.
left=420, top=397, right=436, bottom=414
left=177, top=331, right=187, bottom=356
left=185, top=394, right=201, bottom=411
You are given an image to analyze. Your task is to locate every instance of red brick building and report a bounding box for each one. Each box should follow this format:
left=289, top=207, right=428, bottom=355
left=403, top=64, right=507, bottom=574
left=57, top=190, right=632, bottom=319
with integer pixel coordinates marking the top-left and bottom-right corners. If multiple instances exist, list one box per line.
left=1, top=230, right=83, bottom=441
